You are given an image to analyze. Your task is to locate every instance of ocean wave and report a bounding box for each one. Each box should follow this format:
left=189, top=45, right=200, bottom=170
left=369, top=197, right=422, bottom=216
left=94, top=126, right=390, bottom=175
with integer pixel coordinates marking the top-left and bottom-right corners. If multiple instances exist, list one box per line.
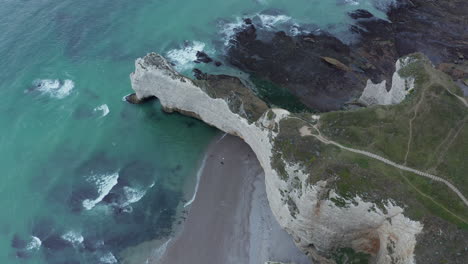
left=94, top=104, right=110, bottom=117
left=32, top=79, right=75, bottom=99
left=26, top=236, right=41, bottom=251
left=82, top=172, right=119, bottom=210
left=148, top=239, right=171, bottom=262
left=184, top=155, right=208, bottom=208
left=219, top=13, right=311, bottom=46
left=100, top=252, right=118, bottom=264
left=166, top=41, right=208, bottom=71
left=61, top=231, right=84, bottom=247
left=219, top=17, right=247, bottom=46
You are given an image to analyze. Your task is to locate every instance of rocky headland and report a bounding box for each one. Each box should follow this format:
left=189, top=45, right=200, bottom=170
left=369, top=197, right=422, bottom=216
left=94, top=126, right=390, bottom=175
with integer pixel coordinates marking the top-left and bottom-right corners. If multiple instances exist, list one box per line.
left=127, top=1, right=467, bottom=263
left=129, top=52, right=467, bottom=263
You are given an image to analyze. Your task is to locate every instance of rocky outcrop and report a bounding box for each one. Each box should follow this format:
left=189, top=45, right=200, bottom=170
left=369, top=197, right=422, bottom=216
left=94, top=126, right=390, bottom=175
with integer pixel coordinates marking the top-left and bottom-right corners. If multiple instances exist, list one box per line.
left=358, top=56, right=415, bottom=106
left=225, top=0, right=468, bottom=111
left=130, top=53, right=425, bottom=264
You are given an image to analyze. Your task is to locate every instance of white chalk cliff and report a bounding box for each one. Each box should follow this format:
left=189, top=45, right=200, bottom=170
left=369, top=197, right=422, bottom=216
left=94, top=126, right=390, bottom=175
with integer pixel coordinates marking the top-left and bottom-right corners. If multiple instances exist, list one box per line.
left=130, top=53, right=423, bottom=264
left=359, top=57, right=415, bottom=106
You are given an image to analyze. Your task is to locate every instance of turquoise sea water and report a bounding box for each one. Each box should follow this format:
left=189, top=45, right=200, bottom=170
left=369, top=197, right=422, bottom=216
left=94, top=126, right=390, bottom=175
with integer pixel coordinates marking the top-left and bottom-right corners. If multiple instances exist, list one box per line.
left=0, top=0, right=389, bottom=263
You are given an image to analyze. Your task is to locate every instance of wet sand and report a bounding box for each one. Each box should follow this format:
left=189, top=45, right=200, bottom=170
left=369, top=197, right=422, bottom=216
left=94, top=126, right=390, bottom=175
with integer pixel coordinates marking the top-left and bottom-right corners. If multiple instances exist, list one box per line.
left=158, top=134, right=311, bottom=264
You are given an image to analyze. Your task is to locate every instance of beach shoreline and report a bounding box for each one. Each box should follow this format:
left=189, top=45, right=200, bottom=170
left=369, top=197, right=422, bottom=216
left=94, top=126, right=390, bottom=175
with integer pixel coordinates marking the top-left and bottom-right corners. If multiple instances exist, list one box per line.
left=157, top=134, right=311, bottom=264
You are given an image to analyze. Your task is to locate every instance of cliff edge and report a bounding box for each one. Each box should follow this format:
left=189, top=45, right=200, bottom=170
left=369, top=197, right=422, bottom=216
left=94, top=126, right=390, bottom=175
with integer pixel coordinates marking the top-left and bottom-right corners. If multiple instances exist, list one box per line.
left=129, top=53, right=467, bottom=264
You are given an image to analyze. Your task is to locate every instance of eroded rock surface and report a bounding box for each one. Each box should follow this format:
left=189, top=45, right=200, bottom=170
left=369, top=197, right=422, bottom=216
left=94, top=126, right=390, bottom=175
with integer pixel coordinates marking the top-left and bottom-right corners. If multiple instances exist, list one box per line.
left=225, top=0, right=468, bottom=111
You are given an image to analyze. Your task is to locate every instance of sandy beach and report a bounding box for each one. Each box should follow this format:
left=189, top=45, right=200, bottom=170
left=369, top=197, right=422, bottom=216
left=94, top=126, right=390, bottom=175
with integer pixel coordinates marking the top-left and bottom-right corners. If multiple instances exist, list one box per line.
left=158, top=134, right=311, bottom=264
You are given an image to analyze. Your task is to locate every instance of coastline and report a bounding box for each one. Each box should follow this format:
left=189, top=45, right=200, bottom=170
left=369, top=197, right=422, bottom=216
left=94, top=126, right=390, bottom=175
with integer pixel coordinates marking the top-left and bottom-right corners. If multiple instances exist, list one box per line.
left=158, top=134, right=311, bottom=264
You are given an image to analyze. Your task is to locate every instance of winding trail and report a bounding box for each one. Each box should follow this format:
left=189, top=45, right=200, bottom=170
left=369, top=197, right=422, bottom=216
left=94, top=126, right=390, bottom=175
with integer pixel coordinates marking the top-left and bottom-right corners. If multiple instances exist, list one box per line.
left=295, top=81, right=468, bottom=207
left=298, top=121, right=468, bottom=208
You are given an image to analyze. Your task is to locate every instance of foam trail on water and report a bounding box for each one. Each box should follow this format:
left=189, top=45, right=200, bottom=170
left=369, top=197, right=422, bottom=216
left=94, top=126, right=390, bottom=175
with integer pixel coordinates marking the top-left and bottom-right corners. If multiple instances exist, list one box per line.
left=94, top=104, right=110, bottom=117
left=82, top=172, right=119, bottom=210
left=183, top=155, right=208, bottom=208
left=148, top=239, right=172, bottom=263
left=32, top=79, right=75, bottom=99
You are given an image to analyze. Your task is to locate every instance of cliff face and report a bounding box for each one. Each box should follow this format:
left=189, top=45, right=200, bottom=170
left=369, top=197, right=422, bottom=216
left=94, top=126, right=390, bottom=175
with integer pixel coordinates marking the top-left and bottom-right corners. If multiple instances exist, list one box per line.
left=128, top=53, right=459, bottom=264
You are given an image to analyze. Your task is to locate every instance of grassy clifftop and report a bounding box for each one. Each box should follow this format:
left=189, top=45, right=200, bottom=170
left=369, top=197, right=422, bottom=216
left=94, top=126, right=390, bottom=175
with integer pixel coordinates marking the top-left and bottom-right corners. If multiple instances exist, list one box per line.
left=271, top=54, right=467, bottom=263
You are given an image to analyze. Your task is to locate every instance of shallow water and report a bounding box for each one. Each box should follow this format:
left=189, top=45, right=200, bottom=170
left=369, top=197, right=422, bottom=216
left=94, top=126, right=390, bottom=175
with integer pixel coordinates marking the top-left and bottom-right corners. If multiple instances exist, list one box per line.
left=0, top=0, right=391, bottom=263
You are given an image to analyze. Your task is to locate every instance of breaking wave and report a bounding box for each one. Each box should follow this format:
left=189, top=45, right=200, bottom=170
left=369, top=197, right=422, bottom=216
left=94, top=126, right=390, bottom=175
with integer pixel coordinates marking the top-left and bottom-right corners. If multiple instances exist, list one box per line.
left=184, top=155, right=208, bottom=208
left=26, top=236, right=42, bottom=251
left=61, top=231, right=84, bottom=247
left=82, top=172, right=119, bottom=210
left=32, top=79, right=75, bottom=99
left=219, top=13, right=311, bottom=46
left=166, top=41, right=208, bottom=71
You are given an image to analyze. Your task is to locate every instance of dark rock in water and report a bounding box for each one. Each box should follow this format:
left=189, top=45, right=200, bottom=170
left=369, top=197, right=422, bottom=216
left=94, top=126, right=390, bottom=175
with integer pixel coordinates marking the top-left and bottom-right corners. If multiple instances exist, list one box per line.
left=348, top=9, right=374, bottom=19
left=227, top=26, right=367, bottom=111
left=185, top=121, right=196, bottom=128
left=224, top=0, right=468, bottom=111
left=214, top=61, right=222, bottom=67
left=388, top=0, right=468, bottom=65
left=11, top=234, right=27, bottom=249
left=119, top=160, right=155, bottom=186
left=68, top=186, right=98, bottom=213
left=102, top=192, right=122, bottom=205
left=16, top=250, right=31, bottom=259
left=243, top=18, right=252, bottom=25
left=172, top=164, right=182, bottom=172
left=193, top=68, right=208, bottom=80
left=83, top=238, right=104, bottom=252
left=31, top=218, right=55, bottom=240
left=194, top=51, right=213, bottom=63
left=42, top=235, right=72, bottom=250
left=75, top=151, right=116, bottom=177
left=72, top=105, right=94, bottom=120
left=125, top=93, right=156, bottom=104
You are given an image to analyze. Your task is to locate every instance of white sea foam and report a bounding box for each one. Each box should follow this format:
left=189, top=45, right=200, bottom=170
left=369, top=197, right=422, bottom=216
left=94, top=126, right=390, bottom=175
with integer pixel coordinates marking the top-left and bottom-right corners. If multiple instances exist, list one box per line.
left=166, top=41, right=207, bottom=71
left=219, top=17, right=246, bottom=46
left=61, top=231, right=84, bottom=247
left=122, top=186, right=146, bottom=207
left=94, top=104, right=110, bottom=117
left=100, top=252, right=118, bottom=264
left=33, top=79, right=75, bottom=99
left=184, top=155, right=208, bottom=208
left=26, top=236, right=42, bottom=251
left=344, top=0, right=360, bottom=5
left=220, top=13, right=308, bottom=46
left=82, top=172, right=119, bottom=210
left=257, top=13, right=291, bottom=28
